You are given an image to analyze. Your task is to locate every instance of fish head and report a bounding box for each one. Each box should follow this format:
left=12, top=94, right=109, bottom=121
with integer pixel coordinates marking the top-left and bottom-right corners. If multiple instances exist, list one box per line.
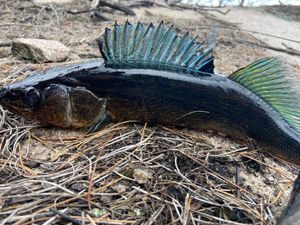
left=0, top=60, right=107, bottom=128
left=0, top=82, right=106, bottom=128
left=0, top=85, right=41, bottom=119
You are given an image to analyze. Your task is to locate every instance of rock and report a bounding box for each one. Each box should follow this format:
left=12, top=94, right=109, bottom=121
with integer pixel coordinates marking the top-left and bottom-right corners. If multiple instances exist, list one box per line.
left=99, top=195, right=112, bottom=204
left=112, top=184, right=128, bottom=193
left=33, top=0, right=74, bottom=5
left=12, top=38, right=70, bottom=62
left=70, top=182, right=87, bottom=192
left=133, top=168, right=153, bottom=184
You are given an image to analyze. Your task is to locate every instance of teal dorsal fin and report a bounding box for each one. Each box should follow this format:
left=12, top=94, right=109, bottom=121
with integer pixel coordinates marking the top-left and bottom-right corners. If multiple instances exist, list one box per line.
left=97, top=21, right=214, bottom=76
left=229, top=57, right=300, bottom=132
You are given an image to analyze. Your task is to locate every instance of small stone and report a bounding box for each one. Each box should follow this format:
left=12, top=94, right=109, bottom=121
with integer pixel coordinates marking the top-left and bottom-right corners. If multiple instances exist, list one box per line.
left=12, top=38, right=70, bottom=62
left=71, top=182, right=87, bottom=192
left=33, top=0, right=74, bottom=5
left=99, top=195, right=112, bottom=204
left=133, top=168, right=153, bottom=184
left=112, top=184, right=127, bottom=193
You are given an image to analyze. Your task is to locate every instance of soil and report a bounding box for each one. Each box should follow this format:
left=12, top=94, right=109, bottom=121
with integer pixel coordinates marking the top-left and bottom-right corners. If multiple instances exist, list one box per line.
left=0, top=1, right=300, bottom=224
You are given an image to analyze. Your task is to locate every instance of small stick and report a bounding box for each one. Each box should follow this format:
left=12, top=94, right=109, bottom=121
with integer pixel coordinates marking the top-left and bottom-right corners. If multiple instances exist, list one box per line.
left=0, top=41, right=11, bottom=47
left=49, top=208, right=81, bottom=225
left=96, top=1, right=136, bottom=16
left=235, top=39, right=300, bottom=56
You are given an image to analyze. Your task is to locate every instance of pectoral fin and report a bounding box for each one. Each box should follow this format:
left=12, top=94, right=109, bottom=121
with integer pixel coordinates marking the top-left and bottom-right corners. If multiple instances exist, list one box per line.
left=87, top=113, right=110, bottom=134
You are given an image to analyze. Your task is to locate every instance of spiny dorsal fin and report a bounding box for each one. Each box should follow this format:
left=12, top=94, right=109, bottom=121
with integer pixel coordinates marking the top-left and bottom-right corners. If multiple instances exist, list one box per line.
left=229, top=57, right=300, bottom=132
left=97, top=21, right=214, bottom=76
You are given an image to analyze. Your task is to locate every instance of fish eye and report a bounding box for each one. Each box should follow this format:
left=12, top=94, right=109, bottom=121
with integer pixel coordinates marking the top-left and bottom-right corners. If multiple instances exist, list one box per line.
left=23, top=88, right=40, bottom=107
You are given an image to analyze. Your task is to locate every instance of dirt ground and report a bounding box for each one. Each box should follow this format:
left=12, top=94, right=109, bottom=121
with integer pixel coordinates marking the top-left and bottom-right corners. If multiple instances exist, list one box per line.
left=0, top=0, right=300, bottom=224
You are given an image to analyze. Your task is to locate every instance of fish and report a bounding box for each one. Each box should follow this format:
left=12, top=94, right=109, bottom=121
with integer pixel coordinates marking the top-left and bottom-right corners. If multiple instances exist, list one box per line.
left=1, top=21, right=300, bottom=223
left=1, top=21, right=300, bottom=166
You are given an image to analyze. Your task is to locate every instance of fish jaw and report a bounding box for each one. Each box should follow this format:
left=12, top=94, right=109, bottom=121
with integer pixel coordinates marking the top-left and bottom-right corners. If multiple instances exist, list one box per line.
left=0, top=87, right=9, bottom=102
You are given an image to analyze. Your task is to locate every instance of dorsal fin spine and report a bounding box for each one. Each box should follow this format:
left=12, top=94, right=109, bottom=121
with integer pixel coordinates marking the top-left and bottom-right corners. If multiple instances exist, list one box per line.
left=159, top=34, right=177, bottom=68
left=129, top=22, right=142, bottom=59
left=176, top=36, right=198, bottom=65
left=134, top=23, right=153, bottom=61
left=142, top=26, right=155, bottom=62
left=151, top=25, right=172, bottom=62
left=131, top=22, right=145, bottom=59
left=144, top=21, right=164, bottom=62
left=103, top=28, right=112, bottom=62
left=167, top=32, right=189, bottom=63
left=174, top=35, right=193, bottom=64
left=121, top=20, right=130, bottom=64
left=124, top=21, right=132, bottom=64
left=174, top=33, right=191, bottom=62
left=112, top=23, right=120, bottom=63
left=197, top=57, right=213, bottom=70
left=188, top=50, right=209, bottom=69
left=152, top=25, right=170, bottom=63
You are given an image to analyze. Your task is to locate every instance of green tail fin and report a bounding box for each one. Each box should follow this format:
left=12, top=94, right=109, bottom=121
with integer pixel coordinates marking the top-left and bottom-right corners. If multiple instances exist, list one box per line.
left=97, top=21, right=214, bottom=76
left=229, top=57, right=300, bottom=132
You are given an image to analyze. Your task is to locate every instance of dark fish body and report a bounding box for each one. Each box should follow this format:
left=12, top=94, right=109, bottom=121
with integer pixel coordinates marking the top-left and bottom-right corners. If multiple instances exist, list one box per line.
left=40, top=60, right=295, bottom=165
left=1, top=21, right=300, bottom=165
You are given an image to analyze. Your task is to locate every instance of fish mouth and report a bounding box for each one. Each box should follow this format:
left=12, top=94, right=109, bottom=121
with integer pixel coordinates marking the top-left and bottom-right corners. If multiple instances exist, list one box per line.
left=0, top=87, right=9, bottom=103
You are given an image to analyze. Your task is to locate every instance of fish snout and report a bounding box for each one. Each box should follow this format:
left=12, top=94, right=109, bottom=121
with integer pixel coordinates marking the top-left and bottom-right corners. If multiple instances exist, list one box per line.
left=0, top=87, right=9, bottom=102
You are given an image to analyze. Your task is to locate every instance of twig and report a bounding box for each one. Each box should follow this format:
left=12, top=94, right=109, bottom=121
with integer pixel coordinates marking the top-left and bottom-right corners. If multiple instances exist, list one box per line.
left=182, top=193, right=191, bottom=225
left=0, top=41, right=11, bottom=47
left=144, top=205, right=165, bottom=225
left=171, top=3, right=230, bottom=15
left=128, top=0, right=154, bottom=8
left=200, top=7, right=231, bottom=15
left=42, top=208, right=68, bottom=225
left=128, top=0, right=168, bottom=8
left=66, top=9, right=93, bottom=15
left=86, top=214, right=96, bottom=225
left=235, top=39, right=300, bottom=56
left=91, top=11, right=110, bottom=21
left=191, top=25, right=300, bottom=45
left=49, top=208, right=81, bottom=225
left=95, top=0, right=135, bottom=16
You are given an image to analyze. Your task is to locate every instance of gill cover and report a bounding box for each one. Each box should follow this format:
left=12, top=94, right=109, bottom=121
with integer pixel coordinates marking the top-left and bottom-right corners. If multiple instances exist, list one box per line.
left=97, top=21, right=214, bottom=76
left=37, top=84, right=105, bottom=128
left=229, top=57, right=300, bottom=132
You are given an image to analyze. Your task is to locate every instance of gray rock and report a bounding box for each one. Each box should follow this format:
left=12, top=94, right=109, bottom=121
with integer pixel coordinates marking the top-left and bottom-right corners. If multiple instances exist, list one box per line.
left=12, top=38, right=70, bottom=62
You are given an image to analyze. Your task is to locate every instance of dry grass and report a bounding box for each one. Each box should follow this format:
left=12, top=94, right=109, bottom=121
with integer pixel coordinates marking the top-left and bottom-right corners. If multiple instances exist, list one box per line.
left=0, top=1, right=299, bottom=224
left=0, top=116, right=297, bottom=224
